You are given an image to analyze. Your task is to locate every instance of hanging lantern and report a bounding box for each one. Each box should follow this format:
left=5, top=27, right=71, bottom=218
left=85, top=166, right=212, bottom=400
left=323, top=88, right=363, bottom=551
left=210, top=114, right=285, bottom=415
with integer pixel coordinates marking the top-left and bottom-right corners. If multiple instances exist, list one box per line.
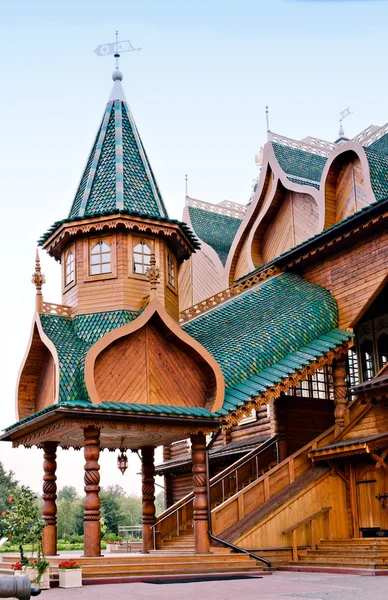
left=117, top=438, right=128, bottom=475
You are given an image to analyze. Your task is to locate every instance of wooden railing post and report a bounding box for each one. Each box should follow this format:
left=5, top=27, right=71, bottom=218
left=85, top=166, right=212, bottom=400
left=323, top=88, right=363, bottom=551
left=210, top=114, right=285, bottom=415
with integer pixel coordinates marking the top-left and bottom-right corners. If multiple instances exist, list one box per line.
left=83, top=426, right=101, bottom=557
left=141, top=446, right=156, bottom=554
left=191, top=433, right=210, bottom=553
left=311, top=518, right=316, bottom=550
left=292, top=530, right=298, bottom=561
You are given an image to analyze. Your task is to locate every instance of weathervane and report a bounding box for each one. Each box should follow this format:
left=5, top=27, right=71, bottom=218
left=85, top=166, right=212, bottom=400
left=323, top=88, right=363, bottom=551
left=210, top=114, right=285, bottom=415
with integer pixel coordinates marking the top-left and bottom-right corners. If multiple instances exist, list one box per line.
left=94, top=31, right=141, bottom=72
left=338, top=107, right=353, bottom=138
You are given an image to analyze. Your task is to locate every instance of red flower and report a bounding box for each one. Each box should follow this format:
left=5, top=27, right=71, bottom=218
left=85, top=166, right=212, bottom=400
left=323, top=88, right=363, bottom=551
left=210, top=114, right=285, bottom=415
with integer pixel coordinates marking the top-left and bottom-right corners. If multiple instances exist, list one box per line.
left=8, top=496, right=13, bottom=503
left=11, top=562, right=22, bottom=571
left=8, top=535, right=12, bottom=540
left=58, top=560, right=80, bottom=570
left=1, top=510, right=5, bottom=517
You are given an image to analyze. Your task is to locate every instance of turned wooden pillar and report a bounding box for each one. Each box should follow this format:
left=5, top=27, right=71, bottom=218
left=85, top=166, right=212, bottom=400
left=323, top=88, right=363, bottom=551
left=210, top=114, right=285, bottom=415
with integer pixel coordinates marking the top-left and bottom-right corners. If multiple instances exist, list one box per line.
left=42, top=442, right=57, bottom=556
left=333, top=358, right=348, bottom=430
left=83, top=426, right=101, bottom=557
left=191, top=433, right=210, bottom=553
left=141, top=446, right=156, bottom=553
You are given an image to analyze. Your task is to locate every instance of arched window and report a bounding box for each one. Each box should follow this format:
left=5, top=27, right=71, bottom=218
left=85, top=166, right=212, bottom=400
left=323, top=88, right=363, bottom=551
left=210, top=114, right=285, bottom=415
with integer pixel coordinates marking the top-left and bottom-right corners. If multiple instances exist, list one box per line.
left=90, top=241, right=111, bottom=275
left=167, top=252, right=176, bottom=288
left=65, top=251, right=75, bottom=286
left=133, top=241, right=151, bottom=274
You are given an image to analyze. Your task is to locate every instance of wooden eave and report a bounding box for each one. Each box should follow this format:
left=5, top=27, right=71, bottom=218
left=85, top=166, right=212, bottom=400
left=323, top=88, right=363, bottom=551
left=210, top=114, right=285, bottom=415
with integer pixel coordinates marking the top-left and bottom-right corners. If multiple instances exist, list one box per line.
left=309, top=432, right=388, bottom=462
left=41, top=213, right=197, bottom=262
left=0, top=406, right=220, bottom=450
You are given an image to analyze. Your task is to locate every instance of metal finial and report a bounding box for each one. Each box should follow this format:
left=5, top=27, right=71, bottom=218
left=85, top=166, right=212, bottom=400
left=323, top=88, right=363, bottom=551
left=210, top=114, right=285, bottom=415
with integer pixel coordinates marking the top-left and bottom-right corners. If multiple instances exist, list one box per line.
left=185, top=174, right=188, bottom=198
left=266, top=105, right=270, bottom=140
left=145, top=253, right=160, bottom=300
left=31, top=249, right=46, bottom=312
left=94, top=33, right=141, bottom=81
left=338, top=107, right=353, bottom=138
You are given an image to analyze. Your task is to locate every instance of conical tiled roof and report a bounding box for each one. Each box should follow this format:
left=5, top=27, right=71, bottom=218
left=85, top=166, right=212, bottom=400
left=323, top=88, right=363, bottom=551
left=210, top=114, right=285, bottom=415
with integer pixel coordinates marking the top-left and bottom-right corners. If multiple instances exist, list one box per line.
left=68, top=74, right=168, bottom=220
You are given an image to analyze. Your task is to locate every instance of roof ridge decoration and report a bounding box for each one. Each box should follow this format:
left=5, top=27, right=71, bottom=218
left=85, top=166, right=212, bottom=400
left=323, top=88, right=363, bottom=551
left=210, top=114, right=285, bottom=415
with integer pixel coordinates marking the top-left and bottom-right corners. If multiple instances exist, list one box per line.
left=69, top=77, right=168, bottom=221
left=269, top=132, right=335, bottom=158
left=187, top=196, right=247, bottom=219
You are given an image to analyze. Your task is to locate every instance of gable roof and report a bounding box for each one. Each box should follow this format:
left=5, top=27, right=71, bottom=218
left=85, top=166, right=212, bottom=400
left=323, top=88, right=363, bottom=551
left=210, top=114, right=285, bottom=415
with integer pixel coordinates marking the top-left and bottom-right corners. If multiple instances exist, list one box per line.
left=188, top=206, right=242, bottom=266
left=68, top=77, right=168, bottom=220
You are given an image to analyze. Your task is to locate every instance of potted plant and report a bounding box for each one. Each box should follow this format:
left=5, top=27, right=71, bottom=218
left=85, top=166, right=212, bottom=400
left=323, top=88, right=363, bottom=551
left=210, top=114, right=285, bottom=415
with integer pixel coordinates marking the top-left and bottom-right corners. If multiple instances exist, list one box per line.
left=11, top=561, right=24, bottom=577
left=58, top=561, right=82, bottom=588
left=25, top=558, right=50, bottom=590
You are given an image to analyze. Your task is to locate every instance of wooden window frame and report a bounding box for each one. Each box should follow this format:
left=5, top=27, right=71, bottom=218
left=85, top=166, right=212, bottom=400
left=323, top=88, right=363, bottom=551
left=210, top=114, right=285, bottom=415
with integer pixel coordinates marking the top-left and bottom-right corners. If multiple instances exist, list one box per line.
left=63, top=244, right=76, bottom=292
left=128, top=234, right=155, bottom=281
left=239, top=408, right=258, bottom=426
left=83, top=234, right=117, bottom=282
left=165, top=250, right=178, bottom=295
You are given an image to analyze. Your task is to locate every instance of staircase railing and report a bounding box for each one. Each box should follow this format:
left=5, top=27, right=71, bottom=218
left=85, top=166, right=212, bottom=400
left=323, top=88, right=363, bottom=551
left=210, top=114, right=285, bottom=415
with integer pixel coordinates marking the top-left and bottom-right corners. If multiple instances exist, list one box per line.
left=282, top=506, right=332, bottom=561
left=211, top=426, right=336, bottom=538
left=151, top=435, right=282, bottom=549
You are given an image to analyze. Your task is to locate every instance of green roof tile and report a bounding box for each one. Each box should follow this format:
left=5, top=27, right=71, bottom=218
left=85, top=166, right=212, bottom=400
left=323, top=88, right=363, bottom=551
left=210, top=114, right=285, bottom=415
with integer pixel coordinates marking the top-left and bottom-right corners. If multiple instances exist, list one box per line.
left=272, top=143, right=327, bottom=187
left=188, top=206, right=242, bottom=266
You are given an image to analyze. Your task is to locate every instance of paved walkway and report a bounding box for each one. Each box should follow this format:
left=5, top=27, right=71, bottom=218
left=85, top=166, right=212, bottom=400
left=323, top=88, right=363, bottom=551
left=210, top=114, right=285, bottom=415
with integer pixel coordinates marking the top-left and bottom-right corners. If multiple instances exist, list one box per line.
left=43, top=572, right=388, bottom=600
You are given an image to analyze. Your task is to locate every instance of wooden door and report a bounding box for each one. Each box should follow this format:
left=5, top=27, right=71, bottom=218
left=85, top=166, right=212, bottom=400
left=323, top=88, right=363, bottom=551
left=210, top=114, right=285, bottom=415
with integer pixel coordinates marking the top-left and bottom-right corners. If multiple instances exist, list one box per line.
left=357, top=465, right=388, bottom=530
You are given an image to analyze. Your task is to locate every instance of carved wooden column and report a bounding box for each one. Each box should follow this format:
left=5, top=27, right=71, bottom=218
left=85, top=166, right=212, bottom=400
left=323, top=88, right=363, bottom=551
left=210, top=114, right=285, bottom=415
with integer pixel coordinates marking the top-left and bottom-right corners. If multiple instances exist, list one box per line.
left=83, top=426, right=101, bottom=557
left=42, top=442, right=57, bottom=556
left=141, top=446, right=156, bottom=553
left=191, top=433, right=210, bottom=553
left=333, top=358, right=348, bottom=430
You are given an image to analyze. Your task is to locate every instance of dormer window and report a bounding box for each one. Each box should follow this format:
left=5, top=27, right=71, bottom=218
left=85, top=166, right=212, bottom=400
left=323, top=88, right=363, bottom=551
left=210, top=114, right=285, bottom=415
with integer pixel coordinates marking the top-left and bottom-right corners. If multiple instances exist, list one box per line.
left=90, top=241, right=111, bottom=275
left=133, top=240, right=151, bottom=274
left=65, top=251, right=75, bottom=286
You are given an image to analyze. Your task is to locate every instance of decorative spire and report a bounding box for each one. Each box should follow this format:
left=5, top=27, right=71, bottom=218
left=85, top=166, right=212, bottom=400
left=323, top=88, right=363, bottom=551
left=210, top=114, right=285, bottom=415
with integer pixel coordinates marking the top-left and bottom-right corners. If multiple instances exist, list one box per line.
left=31, top=249, right=46, bottom=312
left=68, top=42, right=168, bottom=222
left=266, top=105, right=270, bottom=140
left=336, top=107, right=352, bottom=145
left=145, top=254, right=160, bottom=300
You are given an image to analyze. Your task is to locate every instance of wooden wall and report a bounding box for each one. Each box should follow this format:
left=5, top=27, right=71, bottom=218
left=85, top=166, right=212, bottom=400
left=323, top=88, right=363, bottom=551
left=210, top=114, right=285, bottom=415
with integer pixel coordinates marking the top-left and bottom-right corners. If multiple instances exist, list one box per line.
left=94, top=323, right=209, bottom=406
left=233, top=472, right=348, bottom=549
left=301, top=228, right=388, bottom=329
left=343, top=398, right=388, bottom=441
left=62, top=232, right=180, bottom=320
left=325, top=154, right=371, bottom=229
left=261, top=193, right=319, bottom=265
left=274, top=396, right=335, bottom=456
left=18, top=326, right=55, bottom=419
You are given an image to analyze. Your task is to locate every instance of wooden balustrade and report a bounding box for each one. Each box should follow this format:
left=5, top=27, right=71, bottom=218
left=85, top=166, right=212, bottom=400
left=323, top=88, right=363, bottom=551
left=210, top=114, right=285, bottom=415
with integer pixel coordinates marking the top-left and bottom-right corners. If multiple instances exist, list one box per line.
left=211, top=426, right=336, bottom=537
left=282, top=506, right=332, bottom=561
left=179, top=266, right=280, bottom=323
left=152, top=436, right=281, bottom=547
left=41, top=302, right=72, bottom=317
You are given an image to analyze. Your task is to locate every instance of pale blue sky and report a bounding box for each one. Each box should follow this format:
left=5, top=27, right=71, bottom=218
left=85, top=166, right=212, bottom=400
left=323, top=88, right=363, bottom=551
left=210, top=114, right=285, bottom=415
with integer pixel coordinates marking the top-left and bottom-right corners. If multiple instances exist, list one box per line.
left=0, top=0, right=387, bottom=492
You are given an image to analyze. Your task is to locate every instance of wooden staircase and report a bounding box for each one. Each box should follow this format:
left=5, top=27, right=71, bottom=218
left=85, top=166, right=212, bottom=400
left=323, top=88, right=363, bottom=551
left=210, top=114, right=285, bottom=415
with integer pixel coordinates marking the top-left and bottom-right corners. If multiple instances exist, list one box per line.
left=287, top=538, right=388, bottom=569
left=0, top=551, right=264, bottom=580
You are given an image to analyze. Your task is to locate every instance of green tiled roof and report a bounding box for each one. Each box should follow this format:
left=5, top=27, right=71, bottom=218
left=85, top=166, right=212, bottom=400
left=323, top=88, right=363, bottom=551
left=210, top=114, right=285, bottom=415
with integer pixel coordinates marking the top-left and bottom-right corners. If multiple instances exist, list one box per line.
left=68, top=96, right=168, bottom=220
left=183, top=272, right=348, bottom=392
left=40, top=310, right=139, bottom=403
left=188, top=206, right=242, bottom=266
left=364, top=148, right=388, bottom=201
left=2, top=273, right=352, bottom=434
left=367, top=133, right=388, bottom=157
left=272, top=143, right=327, bottom=188
left=286, top=176, right=320, bottom=190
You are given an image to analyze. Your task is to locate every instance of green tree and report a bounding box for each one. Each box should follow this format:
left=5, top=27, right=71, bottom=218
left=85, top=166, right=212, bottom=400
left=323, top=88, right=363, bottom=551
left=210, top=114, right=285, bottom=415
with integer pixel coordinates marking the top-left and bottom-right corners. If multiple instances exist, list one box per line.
left=100, top=488, right=121, bottom=534
left=1, top=486, right=43, bottom=565
left=118, top=494, right=142, bottom=527
left=155, top=490, right=165, bottom=516
left=57, top=486, right=78, bottom=502
left=57, top=497, right=83, bottom=540
left=0, top=462, right=18, bottom=538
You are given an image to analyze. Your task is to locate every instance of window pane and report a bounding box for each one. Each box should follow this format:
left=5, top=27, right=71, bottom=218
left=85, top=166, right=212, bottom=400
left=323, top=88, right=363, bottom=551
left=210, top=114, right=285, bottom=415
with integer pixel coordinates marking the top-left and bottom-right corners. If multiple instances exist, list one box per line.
left=101, top=263, right=111, bottom=273
left=90, top=254, right=100, bottom=265
left=100, top=242, right=110, bottom=252
left=90, top=265, right=101, bottom=275
left=133, top=243, right=143, bottom=253
left=144, top=255, right=151, bottom=265
left=91, top=244, right=100, bottom=255
left=143, top=244, right=151, bottom=255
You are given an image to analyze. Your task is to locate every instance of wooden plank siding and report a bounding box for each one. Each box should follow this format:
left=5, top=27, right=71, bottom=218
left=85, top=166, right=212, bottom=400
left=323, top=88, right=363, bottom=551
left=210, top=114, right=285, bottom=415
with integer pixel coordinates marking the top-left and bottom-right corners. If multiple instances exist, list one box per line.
left=300, top=228, right=388, bottom=329
left=62, top=232, right=179, bottom=319
left=94, top=324, right=209, bottom=406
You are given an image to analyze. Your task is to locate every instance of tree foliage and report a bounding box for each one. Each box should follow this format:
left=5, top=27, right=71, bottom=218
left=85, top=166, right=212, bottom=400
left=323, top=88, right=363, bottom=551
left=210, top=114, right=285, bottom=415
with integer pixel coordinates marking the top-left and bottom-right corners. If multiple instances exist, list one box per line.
left=0, top=462, right=18, bottom=537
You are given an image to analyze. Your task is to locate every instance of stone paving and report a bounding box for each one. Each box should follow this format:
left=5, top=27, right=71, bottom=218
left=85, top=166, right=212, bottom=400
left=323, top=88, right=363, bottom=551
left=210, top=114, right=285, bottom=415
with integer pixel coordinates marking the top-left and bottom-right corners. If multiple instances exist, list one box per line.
left=42, top=572, right=388, bottom=600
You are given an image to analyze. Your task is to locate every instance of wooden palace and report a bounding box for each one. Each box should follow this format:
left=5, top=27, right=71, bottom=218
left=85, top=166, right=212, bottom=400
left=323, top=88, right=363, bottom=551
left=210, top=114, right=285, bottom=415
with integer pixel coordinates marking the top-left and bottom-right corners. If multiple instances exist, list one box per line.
left=2, top=64, right=388, bottom=575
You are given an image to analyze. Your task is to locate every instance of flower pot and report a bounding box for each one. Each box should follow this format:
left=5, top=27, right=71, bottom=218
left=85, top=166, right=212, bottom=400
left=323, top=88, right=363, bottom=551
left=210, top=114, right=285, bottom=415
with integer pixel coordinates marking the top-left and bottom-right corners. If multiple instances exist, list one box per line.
left=25, top=566, right=50, bottom=590
left=13, top=570, right=24, bottom=577
left=59, top=569, right=82, bottom=588
left=105, top=543, right=112, bottom=553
